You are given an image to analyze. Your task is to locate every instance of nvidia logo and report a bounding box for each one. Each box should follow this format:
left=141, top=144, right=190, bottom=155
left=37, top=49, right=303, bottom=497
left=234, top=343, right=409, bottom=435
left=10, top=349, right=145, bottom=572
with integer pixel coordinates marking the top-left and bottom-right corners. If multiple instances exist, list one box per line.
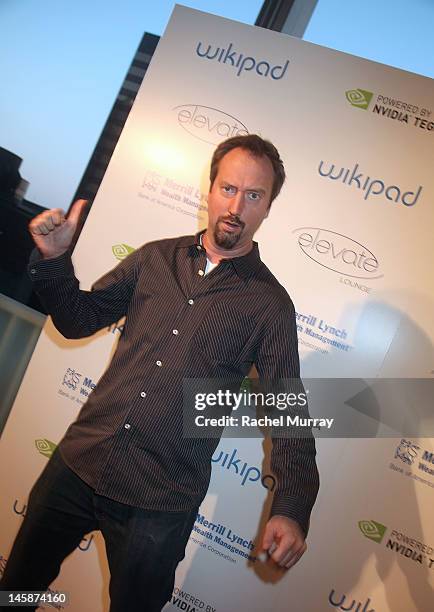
left=358, top=520, right=387, bottom=543
left=112, top=244, right=135, bottom=261
left=239, top=377, right=252, bottom=392
left=345, top=89, right=373, bottom=110
left=35, top=439, right=57, bottom=458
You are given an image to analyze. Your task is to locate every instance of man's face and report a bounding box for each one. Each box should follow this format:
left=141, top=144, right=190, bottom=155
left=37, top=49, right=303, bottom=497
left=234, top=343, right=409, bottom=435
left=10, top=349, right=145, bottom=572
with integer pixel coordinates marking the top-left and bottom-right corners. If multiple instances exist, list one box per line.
left=207, top=147, right=274, bottom=251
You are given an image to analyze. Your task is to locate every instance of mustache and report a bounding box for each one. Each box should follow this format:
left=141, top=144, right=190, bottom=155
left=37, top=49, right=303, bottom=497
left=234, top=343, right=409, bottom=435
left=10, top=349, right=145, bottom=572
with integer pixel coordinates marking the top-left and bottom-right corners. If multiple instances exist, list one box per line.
left=218, top=214, right=245, bottom=229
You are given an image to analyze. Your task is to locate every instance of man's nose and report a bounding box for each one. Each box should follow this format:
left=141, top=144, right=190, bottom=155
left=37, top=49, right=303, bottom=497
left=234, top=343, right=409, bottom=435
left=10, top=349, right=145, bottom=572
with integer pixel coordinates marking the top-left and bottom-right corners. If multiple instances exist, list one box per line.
left=228, top=191, right=245, bottom=217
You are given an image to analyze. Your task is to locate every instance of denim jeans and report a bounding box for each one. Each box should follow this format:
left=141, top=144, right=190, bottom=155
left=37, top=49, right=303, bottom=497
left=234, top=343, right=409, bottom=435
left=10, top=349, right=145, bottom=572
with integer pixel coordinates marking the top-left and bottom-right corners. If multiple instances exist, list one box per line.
left=0, top=449, right=197, bottom=611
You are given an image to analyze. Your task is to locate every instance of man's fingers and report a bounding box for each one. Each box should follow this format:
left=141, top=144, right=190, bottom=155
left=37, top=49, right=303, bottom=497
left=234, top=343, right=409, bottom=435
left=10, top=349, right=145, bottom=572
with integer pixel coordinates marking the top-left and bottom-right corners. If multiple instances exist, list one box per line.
left=261, top=529, right=276, bottom=553
left=50, top=209, right=66, bottom=226
left=261, top=538, right=306, bottom=569
left=270, top=534, right=296, bottom=565
left=67, top=199, right=88, bottom=225
left=35, top=221, right=50, bottom=235
left=270, top=535, right=306, bottom=567
left=261, top=517, right=307, bottom=569
left=44, top=215, right=55, bottom=230
left=280, top=548, right=296, bottom=567
left=29, top=221, right=41, bottom=235
left=29, top=208, right=65, bottom=235
left=281, top=540, right=306, bottom=567
left=284, top=542, right=307, bottom=570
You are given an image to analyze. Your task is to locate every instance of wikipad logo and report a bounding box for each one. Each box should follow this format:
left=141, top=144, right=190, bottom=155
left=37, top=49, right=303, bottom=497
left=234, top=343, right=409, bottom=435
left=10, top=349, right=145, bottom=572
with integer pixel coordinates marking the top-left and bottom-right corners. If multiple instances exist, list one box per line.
left=35, top=439, right=57, bottom=458
left=196, top=41, right=289, bottom=80
left=345, top=89, right=373, bottom=110
left=318, top=160, right=423, bottom=206
left=112, top=244, right=135, bottom=261
left=358, top=520, right=387, bottom=544
left=328, top=589, right=375, bottom=611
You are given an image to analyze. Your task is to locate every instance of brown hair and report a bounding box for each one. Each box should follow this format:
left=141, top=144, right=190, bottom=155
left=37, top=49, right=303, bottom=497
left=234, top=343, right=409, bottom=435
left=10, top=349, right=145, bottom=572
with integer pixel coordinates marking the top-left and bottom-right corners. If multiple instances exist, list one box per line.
left=209, top=134, right=286, bottom=207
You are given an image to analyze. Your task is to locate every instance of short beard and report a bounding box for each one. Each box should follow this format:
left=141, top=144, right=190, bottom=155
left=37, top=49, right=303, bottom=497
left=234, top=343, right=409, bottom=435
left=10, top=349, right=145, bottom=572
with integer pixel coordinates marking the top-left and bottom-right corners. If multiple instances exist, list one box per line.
left=214, top=217, right=244, bottom=249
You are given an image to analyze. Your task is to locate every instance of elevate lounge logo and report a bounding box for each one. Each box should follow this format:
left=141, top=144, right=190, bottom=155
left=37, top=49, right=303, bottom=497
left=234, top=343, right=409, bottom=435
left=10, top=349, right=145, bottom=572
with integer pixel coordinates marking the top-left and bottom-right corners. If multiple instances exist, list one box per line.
left=112, top=244, right=135, bottom=261
left=292, top=227, right=382, bottom=281
left=35, top=439, right=57, bottom=458
left=345, top=89, right=373, bottom=110
left=328, top=589, right=375, bottom=611
left=173, top=104, right=248, bottom=145
left=358, top=519, right=434, bottom=570
left=318, top=160, right=423, bottom=207
left=196, top=41, right=289, bottom=79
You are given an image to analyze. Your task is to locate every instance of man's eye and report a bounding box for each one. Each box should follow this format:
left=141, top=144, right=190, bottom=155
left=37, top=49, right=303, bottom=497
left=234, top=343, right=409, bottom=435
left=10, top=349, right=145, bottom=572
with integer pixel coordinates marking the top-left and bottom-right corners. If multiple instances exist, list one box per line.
left=222, top=185, right=236, bottom=194
left=247, top=192, right=261, bottom=201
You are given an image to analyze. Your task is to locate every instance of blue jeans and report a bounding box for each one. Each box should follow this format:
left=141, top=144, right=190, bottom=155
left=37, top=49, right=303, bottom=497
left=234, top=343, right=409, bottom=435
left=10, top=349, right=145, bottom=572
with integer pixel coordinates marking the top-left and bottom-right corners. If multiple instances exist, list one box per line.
left=0, top=450, right=197, bottom=611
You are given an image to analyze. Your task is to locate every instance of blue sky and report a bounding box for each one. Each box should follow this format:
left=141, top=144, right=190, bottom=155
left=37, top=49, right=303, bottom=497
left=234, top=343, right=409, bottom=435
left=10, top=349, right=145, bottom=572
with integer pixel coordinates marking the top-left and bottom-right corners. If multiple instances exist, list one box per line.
left=0, top=0, right=432, bottom=210
left=304, top=0, right=434, bottom=80
left=0, top=0, right=263, bottom=209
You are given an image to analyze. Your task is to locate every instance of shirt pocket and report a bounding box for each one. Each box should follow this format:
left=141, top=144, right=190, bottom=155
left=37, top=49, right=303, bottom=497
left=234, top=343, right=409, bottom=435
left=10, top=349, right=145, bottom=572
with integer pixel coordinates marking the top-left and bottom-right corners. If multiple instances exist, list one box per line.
left=192, top=301, right=256, bottom=365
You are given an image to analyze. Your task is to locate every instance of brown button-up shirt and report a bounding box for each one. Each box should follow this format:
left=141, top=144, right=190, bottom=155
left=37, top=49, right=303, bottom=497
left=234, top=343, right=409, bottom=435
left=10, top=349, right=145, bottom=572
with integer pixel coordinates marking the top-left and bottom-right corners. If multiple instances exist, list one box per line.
left=28, top=232, right=319, bottom=534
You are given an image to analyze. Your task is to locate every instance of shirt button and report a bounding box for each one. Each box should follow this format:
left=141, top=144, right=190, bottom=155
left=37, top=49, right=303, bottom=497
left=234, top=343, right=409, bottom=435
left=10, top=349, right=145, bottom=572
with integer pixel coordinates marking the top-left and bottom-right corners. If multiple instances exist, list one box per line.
left=156, top=360, right=162, bottom=367
left=172, top=329, right=179, bottom=335
left=30, top=268, right=36, bottom=274
left=124, top=423, right=131, bottom=430
left=198, top=269, right=204, bottom=276
left=140, top=391, right=146, bottom=398
left=188, top=299, right=194, bottom=305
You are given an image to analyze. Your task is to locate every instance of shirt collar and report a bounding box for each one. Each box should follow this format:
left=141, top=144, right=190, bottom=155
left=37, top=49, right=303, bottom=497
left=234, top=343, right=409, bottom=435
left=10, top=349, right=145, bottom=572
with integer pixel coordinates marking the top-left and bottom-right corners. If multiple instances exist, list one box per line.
left=176, top=230, right=262, bottom=280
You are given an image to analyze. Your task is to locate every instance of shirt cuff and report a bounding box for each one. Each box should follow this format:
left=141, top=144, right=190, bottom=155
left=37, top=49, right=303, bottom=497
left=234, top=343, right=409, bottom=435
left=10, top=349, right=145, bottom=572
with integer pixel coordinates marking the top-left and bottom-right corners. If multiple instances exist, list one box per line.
left=270, top=495, right=310, bottom=537
left=27, top=247, right=74, bottom=281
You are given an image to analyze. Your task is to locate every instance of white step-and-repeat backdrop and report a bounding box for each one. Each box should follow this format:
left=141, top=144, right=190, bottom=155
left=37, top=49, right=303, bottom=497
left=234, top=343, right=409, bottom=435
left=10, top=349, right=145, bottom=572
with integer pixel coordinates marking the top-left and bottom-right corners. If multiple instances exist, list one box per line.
left=1, top=6, right=433, bottom=611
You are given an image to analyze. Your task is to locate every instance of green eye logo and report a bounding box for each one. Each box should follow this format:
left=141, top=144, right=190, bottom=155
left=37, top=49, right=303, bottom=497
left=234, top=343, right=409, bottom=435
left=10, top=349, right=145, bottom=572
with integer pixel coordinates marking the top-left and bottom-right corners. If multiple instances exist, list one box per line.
left=358, top=519, right=387, bottom=543
left=35, top=439, right=57, bottom=458
left=240, top=377, right=252, bottom=392
left=345, top=89, right=373, bottom=110
left=112, top=244, right=136, bottom=260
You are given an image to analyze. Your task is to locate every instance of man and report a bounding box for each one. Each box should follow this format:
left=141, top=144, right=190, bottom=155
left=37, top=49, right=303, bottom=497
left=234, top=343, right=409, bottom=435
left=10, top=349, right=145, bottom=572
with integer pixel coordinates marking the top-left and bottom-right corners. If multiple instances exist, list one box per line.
left=0, top=135, right=319, bottom=611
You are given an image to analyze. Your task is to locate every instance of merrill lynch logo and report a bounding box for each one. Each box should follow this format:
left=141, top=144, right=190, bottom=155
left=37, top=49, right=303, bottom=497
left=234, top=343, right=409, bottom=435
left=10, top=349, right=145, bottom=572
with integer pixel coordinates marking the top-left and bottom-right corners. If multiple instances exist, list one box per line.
left=174, top=105, right=248, bottom=145
left=62, top=368, right=81, bottom=391
left=196, top=42, right=289, bottom=80
left=395, top=439, right=420, bottom=465
left=293, top=227, right=383, bottom=280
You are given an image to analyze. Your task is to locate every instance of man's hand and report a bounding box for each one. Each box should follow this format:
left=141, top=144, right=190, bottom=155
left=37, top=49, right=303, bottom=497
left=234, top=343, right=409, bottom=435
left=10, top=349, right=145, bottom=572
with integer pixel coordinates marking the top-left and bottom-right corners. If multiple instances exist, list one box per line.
left=28, top=198, right=88, bottom=259
left=261, top=515, right=307, bottom=570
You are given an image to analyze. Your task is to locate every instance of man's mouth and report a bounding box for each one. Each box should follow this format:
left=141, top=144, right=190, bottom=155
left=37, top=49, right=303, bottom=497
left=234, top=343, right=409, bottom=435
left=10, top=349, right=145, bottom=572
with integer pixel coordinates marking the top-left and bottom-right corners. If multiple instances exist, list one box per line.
left=220, top=219, right=242, bottom=232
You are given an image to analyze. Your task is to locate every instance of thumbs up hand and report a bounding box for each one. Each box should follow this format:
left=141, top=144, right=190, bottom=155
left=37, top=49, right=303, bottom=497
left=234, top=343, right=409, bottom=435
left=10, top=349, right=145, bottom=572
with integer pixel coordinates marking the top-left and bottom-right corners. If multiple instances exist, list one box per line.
left=29, top=199, right=88, bottom=259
